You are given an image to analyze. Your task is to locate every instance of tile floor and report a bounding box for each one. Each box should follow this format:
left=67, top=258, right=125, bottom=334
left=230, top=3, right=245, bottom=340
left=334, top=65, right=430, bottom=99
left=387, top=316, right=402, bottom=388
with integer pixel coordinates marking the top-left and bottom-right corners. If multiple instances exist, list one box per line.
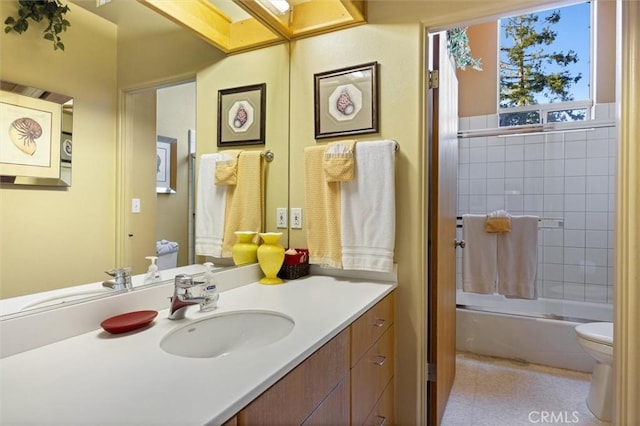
left=441, top=352, right=611, bottom=426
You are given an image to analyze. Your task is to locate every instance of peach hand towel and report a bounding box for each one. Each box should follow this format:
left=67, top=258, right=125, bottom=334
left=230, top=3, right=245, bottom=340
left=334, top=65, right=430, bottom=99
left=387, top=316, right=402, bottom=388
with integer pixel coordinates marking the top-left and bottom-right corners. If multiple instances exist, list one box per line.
left=485, top=209, right=512, bottom=233
left=304, top=145, right=342, bottom=268
left=323, top=140, right=357, bottom=182
left=462, top=214, right=497, bottom=294
left=215, top=149, right=241, bottom=185
left=221, top=151, right=264, bottom=257
left=497, top=215, right=538, bottom=299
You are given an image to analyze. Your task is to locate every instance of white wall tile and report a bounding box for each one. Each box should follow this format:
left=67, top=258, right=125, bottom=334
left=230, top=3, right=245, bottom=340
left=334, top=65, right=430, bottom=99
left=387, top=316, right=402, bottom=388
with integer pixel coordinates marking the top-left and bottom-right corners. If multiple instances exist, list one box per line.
left=524, top=178, right=544, bottom=194
left=544, top=177, right=565, bottom=194
left=564, top=212, right=586, bottom=230
left=585, top=248, right=608, bottom=268
left=564, top=176, right=586, bottom=194
left=506, top=144, right=524, bottom=161
left=505, top=194, right=523, bottom=212
left=524, top=194, right=544, bottom=212
left=564, top=230, right=586, bottom=247
left=586, top=139, right=609, bottom=158
left=486, top=179, right=505, bottom=195
left=544, top=264, right=564, bottom=281
left=564, top=247, right=585, bottom=265
left=563, top=284, right=586, bottom=302
left=565, top=158, right=586, bottom=176
left=524, top=134, right=544, bottom=143
left=544, top=159, right=565, bottom=177
left=543, top=230, right=564, bottom=246
left=585, top=285, right=608, bottom=303
left=565, top=141, right=586, bottom=159
left=458, top=179, right=470, bottom=195
left=469, top=115, right=487, bottom=130
left=487, top=163, right=505, bottom=179
left=469, top=195, right=487, bottom=213
left=486, top=196, right=506, bottom=212
left=544, top=194, right=564, bottom=212
left=523, top=161, right=543, bottom=177
left=525, top=143, right=544, bottom=161
left=542, top=281, right=564, bottom=299
left=469, top=163, right=487, bottom=179
left=543, top=246, right=564, bottom=264
left=487, top=146, right=505, bottom=162
left=585, top=212, right=608, bottom=230
left=486, top=136, right=503, bottom=146
left=506, top=161, right=526, bottom=178
left=469, top=179, right=487, bottom=195
left=459, top=163, right=470, bottom=179
left=586, top=230, right=608, bottom=248
left=504, top=178, right=524, bottom=193
left=469, top=146, right=487, bottom=163
left=545, top=141, right=565, bottom=160
left=586, top=194, right=608, bottom=212
left=487, top=114, right=499, bottom=128
left=564, top=194, right=586, bottom=212
left=459, top=147, right=470, bottom=164
left=594, top=104, right=610, bottom=120
left=564, top=130, right=588, bottom=142
left=585, top=266, right=608, bottom=285
left=459, top=117, right=470, bottom=131
left=608, top=137, right=618, bottom=158
left=584, top=157, right=609, bottom=176
left=589, top=128, right=609, bottom=140
left=586, top=176, right=609, bottom=193
left=564, top=265, right=585, bottom=284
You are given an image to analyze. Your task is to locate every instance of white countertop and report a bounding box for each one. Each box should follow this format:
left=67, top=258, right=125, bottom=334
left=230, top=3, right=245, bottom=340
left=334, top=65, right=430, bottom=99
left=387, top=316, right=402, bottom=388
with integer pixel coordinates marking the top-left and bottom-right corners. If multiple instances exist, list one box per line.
left=0, top=274, right=395, bottom=425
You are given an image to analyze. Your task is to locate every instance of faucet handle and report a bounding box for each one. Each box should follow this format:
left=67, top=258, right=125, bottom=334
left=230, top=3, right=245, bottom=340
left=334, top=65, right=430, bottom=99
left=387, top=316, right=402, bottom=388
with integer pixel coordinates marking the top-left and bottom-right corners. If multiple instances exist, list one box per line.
left=105, top=267, right=132, bottom=278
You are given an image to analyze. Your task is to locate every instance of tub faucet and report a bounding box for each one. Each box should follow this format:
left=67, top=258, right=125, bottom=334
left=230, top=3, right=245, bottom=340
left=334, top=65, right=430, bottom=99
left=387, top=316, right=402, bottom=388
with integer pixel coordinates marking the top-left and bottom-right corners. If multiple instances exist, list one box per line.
left=168, top=274, right=207, bottom=320
left=102, top=267, right=132, bottom=291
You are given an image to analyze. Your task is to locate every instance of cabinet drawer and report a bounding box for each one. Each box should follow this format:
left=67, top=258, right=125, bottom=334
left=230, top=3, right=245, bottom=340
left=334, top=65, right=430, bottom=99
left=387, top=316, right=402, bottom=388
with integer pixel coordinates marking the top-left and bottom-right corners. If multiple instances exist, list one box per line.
left=363, top=380, right=394, bottom=426
left=351, top=292, right=395, bottom=367
left=351, top=325, right=395, bottom=425
left=237, top=328, right=349, bottom=425
left=302, top=377, right=350, bottom=425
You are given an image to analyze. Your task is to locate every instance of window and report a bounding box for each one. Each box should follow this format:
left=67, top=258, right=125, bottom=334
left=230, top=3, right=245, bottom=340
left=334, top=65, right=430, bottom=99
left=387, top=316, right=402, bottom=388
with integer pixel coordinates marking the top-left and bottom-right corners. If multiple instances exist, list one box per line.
left=498, top=2, right=592, bottom=127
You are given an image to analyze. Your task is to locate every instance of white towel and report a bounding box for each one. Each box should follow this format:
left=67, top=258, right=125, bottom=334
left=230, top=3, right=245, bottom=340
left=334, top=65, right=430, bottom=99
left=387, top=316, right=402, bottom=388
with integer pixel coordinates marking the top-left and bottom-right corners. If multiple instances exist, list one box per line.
left=497, top=215, right=539, bottom=299
left=462, top=214, right=497, bottom=294
left=195, top=153, right=228, bottom=258
left=156, top=240, right=178, bottom=255
left=341, top=140, right=396, bottom=272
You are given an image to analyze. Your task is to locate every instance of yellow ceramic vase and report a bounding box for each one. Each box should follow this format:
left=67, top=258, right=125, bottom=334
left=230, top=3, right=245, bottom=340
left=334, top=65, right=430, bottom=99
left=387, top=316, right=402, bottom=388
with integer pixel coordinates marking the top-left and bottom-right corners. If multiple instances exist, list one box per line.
left=232, top=231, right=258, bottom=266
left=257, top=232, right=285, bottom=284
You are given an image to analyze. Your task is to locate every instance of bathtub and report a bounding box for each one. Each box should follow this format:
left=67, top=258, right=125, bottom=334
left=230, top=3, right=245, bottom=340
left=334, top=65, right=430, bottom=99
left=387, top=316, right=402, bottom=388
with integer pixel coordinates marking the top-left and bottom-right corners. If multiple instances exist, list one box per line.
left=456, top=291, right=614, bottom=372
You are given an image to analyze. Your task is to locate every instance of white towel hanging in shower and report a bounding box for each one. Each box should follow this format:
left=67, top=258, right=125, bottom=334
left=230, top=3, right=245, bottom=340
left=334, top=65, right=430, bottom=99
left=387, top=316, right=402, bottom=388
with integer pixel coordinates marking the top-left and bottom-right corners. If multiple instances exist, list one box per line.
left=497, top=215, right=539, bottom=299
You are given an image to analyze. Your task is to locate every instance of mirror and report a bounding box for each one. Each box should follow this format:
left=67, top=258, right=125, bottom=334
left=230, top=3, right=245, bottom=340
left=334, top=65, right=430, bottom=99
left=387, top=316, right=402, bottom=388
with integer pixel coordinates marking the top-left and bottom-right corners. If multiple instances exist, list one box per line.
left=0, top=0, right=289, bottom=317
left=0, top=81, right=73, bottom=187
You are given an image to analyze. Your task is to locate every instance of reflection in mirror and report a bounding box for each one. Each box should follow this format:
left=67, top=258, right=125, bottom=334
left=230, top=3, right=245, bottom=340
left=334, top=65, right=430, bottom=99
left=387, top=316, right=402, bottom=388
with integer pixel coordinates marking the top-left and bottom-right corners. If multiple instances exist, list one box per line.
left=0, top=81, right=73, bottom=187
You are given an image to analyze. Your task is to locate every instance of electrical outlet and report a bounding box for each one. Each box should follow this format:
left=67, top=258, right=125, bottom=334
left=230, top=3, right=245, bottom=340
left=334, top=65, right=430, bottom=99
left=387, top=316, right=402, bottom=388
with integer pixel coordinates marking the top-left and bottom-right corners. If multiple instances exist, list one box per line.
left=291, top=208, right=302, bottom=229
left=276, top=208, right=288, bottom=228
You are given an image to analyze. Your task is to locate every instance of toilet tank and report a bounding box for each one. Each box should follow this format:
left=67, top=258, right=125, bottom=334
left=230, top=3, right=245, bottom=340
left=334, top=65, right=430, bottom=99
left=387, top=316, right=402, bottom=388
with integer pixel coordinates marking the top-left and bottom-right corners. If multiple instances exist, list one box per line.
left=156, top=240, right=179, bottom=270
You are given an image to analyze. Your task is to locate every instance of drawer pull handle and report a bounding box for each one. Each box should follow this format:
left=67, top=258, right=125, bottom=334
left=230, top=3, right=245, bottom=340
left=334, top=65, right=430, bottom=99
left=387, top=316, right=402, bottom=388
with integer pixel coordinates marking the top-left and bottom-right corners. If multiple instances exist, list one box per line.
left=375, top=416, right=387, bottom=426
left=373, top=318, right=386, bottom=328
left=372, top=355, right=387, bottom=366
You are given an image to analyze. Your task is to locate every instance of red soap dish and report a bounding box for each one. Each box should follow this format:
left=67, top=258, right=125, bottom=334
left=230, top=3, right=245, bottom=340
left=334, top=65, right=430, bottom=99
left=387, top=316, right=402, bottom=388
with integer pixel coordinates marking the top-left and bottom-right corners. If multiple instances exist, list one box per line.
left=100, top=310, right=158, bottom=334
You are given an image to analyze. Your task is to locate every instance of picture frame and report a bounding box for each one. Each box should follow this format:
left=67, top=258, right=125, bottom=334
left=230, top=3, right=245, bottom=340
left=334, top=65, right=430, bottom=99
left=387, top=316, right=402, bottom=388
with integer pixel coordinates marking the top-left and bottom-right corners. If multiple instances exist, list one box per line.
left=314, top=61, right=379, bottom=139
left=156, top=135, right=177, bottom=194
left=0, top=90, right=62, bottom=179
left=217, top=83, right=266, bottom=146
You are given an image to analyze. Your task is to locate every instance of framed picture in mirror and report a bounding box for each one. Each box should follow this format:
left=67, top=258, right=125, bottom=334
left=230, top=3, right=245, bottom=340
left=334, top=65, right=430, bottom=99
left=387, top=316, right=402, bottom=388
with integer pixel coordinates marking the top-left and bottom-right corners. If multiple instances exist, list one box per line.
left=217, top=83, right=266, bottom=147
left=156, top=135, right=177, bottom=193
left=0, top=90, right=62, bottom=179
left=314, top=61, right=379, bottom=139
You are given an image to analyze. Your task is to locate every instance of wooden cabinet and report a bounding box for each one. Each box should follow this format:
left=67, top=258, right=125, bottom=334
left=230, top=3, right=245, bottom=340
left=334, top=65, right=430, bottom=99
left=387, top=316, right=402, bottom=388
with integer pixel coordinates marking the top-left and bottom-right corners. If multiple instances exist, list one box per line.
left=351, top=292, right=395, bottom=425
left=233, top=291, right=395, bottom=425
left=237, top=328, right=350, bottom=425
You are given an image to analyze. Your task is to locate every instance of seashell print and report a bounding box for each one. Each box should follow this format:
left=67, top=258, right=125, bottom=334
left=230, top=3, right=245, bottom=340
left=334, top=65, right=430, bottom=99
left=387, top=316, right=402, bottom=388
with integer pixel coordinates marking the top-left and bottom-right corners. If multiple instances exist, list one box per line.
left=336, top=89, right=355, bottom=116
left=8, top=117, right=42, bottom=156
left=233, top=104, right=248, bottom=129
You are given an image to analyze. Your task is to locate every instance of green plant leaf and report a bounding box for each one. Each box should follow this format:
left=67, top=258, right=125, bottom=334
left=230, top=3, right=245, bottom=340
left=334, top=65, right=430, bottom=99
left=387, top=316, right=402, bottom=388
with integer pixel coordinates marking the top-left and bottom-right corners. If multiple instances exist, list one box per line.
left=56, top=41, right=64, bottom=51
left=43, top=32, right=53, bottom=40
left=4, top=16, right=16, bottom=25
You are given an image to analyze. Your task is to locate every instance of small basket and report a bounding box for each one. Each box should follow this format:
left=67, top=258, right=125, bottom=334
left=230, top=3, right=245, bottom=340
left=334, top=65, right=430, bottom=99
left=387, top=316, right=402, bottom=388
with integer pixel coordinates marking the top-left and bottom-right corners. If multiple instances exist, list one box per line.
left=278, top=248, right=310, bottom=280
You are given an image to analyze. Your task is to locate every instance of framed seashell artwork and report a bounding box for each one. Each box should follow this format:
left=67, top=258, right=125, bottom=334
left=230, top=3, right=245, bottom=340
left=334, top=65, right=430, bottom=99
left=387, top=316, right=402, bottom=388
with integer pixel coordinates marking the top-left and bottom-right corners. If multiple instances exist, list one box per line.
left=0, top=88, right=62, bottom=180
left=217, top=83, right=266, bottom=147
left=314, top=62, right=379, bottom=139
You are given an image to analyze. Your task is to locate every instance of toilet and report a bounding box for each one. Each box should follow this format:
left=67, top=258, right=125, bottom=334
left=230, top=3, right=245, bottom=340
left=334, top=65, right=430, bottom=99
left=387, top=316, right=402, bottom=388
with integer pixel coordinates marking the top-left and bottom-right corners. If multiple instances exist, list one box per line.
left=575, top=322, right=613, bottom=422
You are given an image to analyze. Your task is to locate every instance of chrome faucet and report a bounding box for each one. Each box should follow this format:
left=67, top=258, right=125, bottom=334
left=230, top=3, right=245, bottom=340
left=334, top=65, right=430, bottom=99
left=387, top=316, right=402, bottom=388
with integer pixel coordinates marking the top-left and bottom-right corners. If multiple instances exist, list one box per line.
left=102, top=267, right=132, bottom=291
left=168, top=274, right=207, bottom=320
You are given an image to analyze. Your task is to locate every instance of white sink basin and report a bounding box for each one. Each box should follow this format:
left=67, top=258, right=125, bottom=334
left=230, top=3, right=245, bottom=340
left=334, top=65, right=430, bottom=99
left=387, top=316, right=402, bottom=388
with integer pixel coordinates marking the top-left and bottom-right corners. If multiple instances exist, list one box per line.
left=160, top=310, right=295, bottom=358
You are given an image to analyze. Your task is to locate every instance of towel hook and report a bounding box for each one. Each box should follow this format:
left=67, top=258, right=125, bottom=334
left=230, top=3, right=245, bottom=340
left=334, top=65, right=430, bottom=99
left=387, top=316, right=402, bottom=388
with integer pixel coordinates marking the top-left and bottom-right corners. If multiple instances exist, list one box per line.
left=454, top=239, right=466, bottom=248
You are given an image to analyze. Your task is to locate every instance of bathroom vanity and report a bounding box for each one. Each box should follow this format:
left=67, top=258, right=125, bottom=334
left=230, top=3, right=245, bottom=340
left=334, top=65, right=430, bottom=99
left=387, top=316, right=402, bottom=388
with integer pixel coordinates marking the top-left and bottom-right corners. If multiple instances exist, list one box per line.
left=0, top=265, right=396, bottom=425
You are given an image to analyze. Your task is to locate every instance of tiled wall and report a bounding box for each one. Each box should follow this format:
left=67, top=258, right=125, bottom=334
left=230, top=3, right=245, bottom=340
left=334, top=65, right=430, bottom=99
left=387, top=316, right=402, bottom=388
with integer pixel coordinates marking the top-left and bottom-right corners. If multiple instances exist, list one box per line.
left=456, top=103, right=616, bottom=304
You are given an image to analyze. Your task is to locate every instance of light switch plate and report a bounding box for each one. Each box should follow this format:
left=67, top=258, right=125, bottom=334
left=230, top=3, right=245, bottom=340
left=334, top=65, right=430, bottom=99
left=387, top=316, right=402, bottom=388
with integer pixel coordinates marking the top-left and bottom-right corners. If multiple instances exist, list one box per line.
left=131, top=198, right=141, bottom=214
left=291, top=208, right=302, bottom=229
left=276, top=208, right=288, bottom=228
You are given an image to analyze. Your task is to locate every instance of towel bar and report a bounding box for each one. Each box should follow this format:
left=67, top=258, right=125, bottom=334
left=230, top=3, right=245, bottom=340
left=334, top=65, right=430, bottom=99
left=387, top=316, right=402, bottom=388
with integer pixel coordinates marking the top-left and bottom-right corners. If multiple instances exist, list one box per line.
left=261, top=150, right=274, bottom=162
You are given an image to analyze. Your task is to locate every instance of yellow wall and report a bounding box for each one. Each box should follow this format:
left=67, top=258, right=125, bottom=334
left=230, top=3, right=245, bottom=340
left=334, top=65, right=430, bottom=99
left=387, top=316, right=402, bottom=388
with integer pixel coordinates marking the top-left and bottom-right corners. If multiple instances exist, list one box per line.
left=196, top=44, right=290, bottom=242
left=458, top=0, right=617, bottom=117
left=0, top=3, right=118, bottom=297
left=156, top=83, right=195, bottom=267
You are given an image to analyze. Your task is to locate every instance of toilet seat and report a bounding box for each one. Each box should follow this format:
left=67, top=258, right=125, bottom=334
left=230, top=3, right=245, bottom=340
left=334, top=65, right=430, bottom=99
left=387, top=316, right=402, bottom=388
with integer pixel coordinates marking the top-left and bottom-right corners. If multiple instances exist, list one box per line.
left=576, top=322, right=613, bottom=346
